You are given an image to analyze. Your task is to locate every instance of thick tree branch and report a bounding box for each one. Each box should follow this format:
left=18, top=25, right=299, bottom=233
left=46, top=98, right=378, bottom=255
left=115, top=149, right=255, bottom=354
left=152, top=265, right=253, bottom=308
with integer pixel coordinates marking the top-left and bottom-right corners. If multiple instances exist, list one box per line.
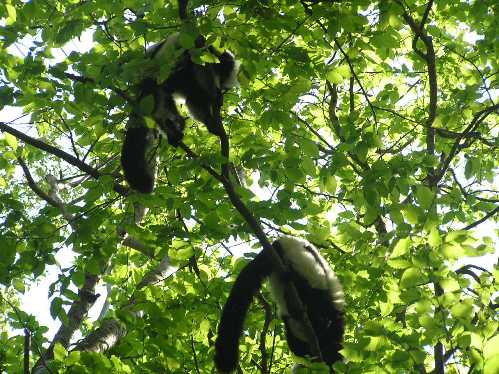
left=33, top=274, right=100, bottom=373
left=1, top=122, right=100, bottom=178
left=397, top=1, right=438, bottom=175
left=1, top=122, right=129, bottom=195
left=178, top=141, right=324, bottom=361
left=73, top=255, right=176, bottom=354
left=73, top=319, right=126, bottom=353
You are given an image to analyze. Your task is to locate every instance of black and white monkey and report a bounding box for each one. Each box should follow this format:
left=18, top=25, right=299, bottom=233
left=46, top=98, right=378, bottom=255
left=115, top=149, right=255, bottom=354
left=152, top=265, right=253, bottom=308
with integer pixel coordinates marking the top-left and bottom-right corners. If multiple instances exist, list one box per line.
left=215, top=236, right=345, bottom=373
left=120, top=33, right=239, bottom=193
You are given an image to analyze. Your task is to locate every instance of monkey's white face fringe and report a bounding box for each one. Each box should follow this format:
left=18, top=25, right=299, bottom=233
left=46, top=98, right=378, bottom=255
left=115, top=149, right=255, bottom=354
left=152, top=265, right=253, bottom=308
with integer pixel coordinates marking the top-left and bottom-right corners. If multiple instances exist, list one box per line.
left=221, top=52, right=240, bottom=90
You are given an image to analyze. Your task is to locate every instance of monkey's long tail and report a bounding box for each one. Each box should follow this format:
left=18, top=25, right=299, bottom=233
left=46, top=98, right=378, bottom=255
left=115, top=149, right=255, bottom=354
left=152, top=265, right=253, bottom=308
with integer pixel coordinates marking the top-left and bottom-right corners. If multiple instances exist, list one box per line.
left=121, top=123, right=156, bottom=194
left=214, top=251, right=272, bottom=373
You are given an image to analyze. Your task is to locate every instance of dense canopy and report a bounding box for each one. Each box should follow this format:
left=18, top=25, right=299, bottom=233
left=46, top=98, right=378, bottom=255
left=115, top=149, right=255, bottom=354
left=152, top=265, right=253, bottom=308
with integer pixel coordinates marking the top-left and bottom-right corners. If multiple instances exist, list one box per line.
left=0, top=0, right=497, bottom=373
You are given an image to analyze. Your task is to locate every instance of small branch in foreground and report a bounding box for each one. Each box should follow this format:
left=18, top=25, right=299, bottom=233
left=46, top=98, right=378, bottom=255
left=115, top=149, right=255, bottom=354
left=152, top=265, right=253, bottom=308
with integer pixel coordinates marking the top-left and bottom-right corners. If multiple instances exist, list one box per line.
left=456, top=264, right=492, bottom=284
left=332, top=37, right=378, bottom=127
left=190, top=335, right=201, bottom=374
left=63, top=72, right=132, bottom=103
left=433, top=282, right=444, bottom=374
left=24, top=329, right=30, bottom=374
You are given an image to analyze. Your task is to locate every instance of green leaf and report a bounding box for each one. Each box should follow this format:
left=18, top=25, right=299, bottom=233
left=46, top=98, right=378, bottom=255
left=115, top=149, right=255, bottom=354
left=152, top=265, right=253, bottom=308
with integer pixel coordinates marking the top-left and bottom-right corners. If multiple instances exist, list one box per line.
left=72, top=271, right=85, bottom=288
left=442, top=243, right=466, bottom=259
left=428, top=227, right=441, bottom=248
left=402, top=205, right=422, bottom=225
left=50, top=297, right=63, bottom=319
left=363, top=184, right=380, bottom=207
left=415, top=299, right=432, bottom=313
left=166, top=357, right=181, bottom=370
left=390, top=237, right=411, bottom=258
left=415, top=185, right=434, bottom=209
left=387, top=258, right=412, bottom=269
left=66, top=351, right=81, bottom=365
left=4, top=133, right=17, bottom=150
left=0, top=86, right=14, bottom=108
left=138, top=95, right=155, bottom=115
left=400, top=267, right=426, bottom=288
left=12, top=279, right=25, bottom=293
left=301, top=156, right=316, bottom=176
left=450, top=300, right=473, bottom=319
left=464, top=157, right=480, bottom=179
left=326, top=70, right=343, bottom=84
left=389, top=206, right=404, bottom=225
left=440, top=278, right=460, bottom=292
left=321, top=175, right=336, bottom=194
left=53, top=343, right=67, bottom=361
left=5, top=4, right=16, bottom=24
left=301, top=139, right=319, bottom=157
left=484, top=335, right=499, bottom=374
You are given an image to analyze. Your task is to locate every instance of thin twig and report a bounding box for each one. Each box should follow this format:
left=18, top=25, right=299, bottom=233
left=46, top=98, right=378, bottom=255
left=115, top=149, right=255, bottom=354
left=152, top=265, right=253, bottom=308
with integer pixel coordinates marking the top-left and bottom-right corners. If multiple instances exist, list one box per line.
left=190, top=335, right=201, bottom=374
left=437, top=103, right=499, bottom=182
left=17, top=157, right=60, bottom=207
left=460, top=206, right=499, bottom=231
left=257, top=293, right=272, bottom=374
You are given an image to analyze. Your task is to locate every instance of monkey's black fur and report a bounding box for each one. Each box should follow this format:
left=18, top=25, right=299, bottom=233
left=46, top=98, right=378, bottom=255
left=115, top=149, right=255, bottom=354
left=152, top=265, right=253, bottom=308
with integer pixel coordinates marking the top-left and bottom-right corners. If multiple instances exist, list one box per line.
left=138, top=76, right=186, bottom=146
left=120, top=121, right=157, bottom=193
left=120, top=34, right=238, bottom=192
left=214, top=251, right=273, bottom=373
left=215, top=237, right=345, bottom=373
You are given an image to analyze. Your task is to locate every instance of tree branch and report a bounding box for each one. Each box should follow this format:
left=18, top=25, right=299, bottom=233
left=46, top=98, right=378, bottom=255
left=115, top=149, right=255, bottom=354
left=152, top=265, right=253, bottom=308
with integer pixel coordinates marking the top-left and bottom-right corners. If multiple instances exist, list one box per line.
left=177, top=141, right=325, bottom=361
left=257, top=293, right=272, bottom=374
left=1, top=122, right=100, bottom=178
left=1, top=122, right=129, bottom=195
left=460, top=205, right=499, bottom=231
left=33, top=273, right=100, bottom=372
left=436, top=104, right=499, bottom=182
left=17, top=157, right=60, bottom=208
left=397, top=0, right=438, bottom=176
